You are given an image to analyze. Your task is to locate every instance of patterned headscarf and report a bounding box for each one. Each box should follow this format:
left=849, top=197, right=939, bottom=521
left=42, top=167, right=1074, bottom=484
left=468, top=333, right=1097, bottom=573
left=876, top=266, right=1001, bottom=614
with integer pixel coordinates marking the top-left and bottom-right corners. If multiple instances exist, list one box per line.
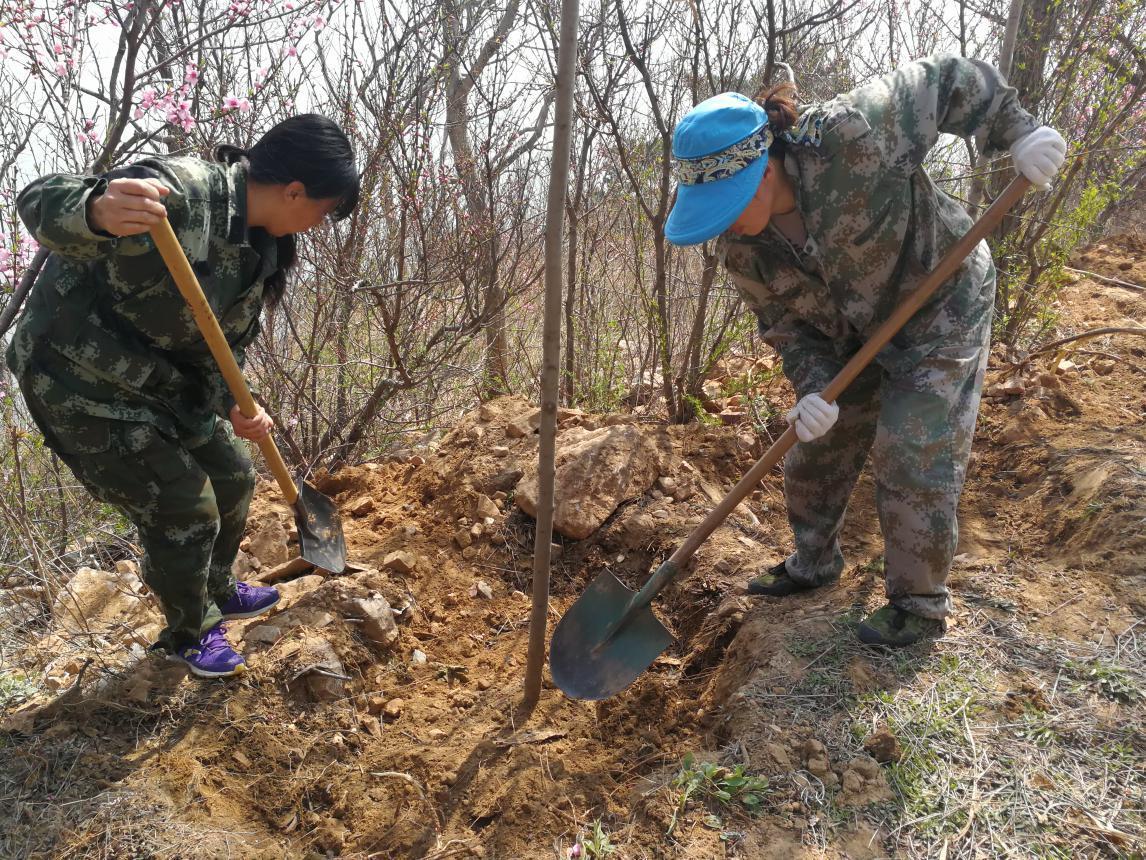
left=676, top=111, right=824, bottom=186
left=677, top=126, right=774, bottom=186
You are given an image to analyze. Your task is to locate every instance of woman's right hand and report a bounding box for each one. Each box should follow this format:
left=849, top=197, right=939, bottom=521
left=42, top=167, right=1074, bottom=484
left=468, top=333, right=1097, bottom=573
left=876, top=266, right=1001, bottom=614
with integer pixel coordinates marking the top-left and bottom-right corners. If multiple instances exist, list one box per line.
left=88, top=177, right=171, bottom=236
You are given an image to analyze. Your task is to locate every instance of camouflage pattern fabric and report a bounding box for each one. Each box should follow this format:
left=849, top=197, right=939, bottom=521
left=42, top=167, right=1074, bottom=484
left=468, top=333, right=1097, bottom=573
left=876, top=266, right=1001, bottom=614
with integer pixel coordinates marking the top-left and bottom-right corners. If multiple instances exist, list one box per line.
left=718, top=56, right=1037, bottom=618
left=7, top=155, right=275, bottom=647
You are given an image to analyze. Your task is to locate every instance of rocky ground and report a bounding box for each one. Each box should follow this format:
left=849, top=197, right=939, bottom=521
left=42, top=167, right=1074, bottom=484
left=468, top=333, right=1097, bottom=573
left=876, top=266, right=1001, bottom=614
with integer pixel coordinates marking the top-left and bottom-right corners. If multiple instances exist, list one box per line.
left=1, top=233, right=1143, bottom=859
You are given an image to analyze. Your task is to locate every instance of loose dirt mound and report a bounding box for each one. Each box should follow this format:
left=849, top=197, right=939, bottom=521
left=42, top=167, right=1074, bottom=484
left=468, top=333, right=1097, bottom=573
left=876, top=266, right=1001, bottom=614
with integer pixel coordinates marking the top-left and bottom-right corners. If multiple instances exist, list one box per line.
left=2, top=234, right=1143, bottom=859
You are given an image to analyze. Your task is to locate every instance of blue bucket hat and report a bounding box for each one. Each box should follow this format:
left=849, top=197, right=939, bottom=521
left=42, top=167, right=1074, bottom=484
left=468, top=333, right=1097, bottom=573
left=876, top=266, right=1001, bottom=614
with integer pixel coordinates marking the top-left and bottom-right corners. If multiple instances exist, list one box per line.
left=665, top=92, right=773, bottom=246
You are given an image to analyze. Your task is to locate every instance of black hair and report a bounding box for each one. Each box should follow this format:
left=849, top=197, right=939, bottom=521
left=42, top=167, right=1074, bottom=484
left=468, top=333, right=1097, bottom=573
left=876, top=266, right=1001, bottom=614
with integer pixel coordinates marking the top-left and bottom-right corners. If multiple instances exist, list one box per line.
left=215, top=114, right=359, bottom=306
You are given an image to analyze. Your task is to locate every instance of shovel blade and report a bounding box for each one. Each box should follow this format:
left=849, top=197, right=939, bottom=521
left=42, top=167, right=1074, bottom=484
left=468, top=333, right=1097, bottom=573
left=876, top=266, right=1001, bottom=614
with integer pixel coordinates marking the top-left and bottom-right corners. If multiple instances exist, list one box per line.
left=293, top=479, right=346, bottom=574
left=549, top=570, right=675, bottom=701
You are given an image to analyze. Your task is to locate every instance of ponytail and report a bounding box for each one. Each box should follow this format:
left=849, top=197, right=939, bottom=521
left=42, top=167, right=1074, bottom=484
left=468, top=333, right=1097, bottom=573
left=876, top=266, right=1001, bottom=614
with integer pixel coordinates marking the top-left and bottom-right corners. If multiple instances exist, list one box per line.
left=757, top=81, right=799, bottom=156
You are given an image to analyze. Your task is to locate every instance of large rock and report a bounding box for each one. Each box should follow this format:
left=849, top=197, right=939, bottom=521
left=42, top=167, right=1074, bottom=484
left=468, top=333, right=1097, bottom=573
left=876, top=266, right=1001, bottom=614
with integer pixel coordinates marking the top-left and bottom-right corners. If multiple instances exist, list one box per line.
left=52, top=566, right=159, bottom=638
left=516, top=425, right=662, bottom=539
left=246, top=515, right=290, bottom=566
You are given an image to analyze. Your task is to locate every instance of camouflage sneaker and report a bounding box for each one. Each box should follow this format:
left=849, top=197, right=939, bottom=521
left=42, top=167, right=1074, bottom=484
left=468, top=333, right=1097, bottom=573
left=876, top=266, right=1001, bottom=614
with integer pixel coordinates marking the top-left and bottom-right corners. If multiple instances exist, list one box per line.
left=856, top=604, right=946, bottom=647
left=746, top=560, right=819, bottom=597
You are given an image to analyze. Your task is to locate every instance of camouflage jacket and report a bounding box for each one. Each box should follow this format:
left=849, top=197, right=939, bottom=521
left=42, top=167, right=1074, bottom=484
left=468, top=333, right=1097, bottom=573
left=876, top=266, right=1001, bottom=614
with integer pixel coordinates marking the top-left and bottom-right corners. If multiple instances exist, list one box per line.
left=6, top=156, right=277, bottom=452
left=719, top=55, right=1039, bottom=397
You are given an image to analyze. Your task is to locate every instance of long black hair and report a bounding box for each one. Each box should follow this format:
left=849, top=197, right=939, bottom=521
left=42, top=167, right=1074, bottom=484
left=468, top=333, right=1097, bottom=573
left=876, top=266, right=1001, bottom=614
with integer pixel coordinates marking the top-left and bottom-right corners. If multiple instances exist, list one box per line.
left=215, top=114, right=359, bottom=306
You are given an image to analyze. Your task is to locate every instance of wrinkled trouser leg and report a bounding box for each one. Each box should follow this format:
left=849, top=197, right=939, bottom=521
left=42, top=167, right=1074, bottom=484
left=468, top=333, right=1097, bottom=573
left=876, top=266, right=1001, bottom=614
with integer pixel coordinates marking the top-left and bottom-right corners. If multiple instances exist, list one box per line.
left=47, top=419, right=254, bottom=650
left=783, top=364, right=882, bottom=586
left=872, top=329, right=990, bottom=619
left=191, top=423, right=255, bottom=606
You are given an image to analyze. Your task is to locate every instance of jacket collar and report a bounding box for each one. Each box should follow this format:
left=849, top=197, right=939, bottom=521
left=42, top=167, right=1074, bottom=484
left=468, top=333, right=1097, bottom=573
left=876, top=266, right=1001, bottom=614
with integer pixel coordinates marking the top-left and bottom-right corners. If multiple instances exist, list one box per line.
left=225, top=161, right=250, bottom=246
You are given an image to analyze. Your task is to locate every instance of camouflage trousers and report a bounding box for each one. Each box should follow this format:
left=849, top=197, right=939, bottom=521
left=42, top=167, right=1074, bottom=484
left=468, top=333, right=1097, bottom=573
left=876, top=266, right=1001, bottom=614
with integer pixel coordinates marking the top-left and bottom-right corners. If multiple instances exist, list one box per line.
left=35, top=410, right=255, bottom=650
left=781, top=319, right=991, bottom=619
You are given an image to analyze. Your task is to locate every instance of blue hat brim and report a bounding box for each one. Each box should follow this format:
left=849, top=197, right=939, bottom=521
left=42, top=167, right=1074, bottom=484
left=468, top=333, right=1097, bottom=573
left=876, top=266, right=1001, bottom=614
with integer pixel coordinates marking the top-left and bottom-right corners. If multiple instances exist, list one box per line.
left=665, top=152, right=767, bottom=246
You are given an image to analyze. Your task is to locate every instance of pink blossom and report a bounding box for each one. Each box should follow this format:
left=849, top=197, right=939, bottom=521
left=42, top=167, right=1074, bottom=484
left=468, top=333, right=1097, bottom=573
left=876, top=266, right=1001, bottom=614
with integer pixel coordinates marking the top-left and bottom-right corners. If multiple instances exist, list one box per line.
left=184, top=64, right=199, bottom=85
left=223, top=95, right=241, bottom=110
left=139, top=86, right=158, bottom=109
left=284, top=43, right=297, bottom=57
left=312, top=15, right=325, bottom=29
left=133, top=107, right=144, bottom=119
left=52, top=41, right=64, bottom=54
left=54, top=61, right=67, bottom=76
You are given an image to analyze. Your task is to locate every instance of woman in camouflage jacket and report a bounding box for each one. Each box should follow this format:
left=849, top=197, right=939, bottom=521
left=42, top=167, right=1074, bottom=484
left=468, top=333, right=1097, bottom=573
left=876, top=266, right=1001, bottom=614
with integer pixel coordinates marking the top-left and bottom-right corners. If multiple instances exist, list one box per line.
left=8, top=114, right=359, bottom=676
left=664, top=56, right=1065, bottom=645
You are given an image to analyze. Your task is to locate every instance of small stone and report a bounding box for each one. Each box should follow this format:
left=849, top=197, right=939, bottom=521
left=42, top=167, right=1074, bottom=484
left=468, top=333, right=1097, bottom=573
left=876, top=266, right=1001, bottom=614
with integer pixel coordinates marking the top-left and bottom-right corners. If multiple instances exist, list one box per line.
left=349, top=496, right=376, bottom=517
left=470, top=523, right=484, bottom=539
left=471, top=580, right=493, bottom=600
left=652, top=510, right=670, bottom=520
left=409, top=455, right=425, bottom=466
left=343, top=596, right=399, bottom=648
left=245, top=624, right=283, bottom=644
left=367, top=695, right=387, bottom=715
left=1092, top=359, right=1116, bottom=376
left=454, top=529, right=472, bottom=549
left=1037, top=372, right=1060, bottom=389
left=505, top=418, right=532, bottom=438
left=474, top=494, right=500, bottom=521
left=383, top=551, right=417, bottom=575
left=512, top=590, right=527, bottom=600
left=411, top=649, right=428, bottom=666
left=658, top=476, right=677, bottom=494
left=476, top=678, right=491, bottom=691
left=461, top=546, right=478, bottom=560
left=479, top=403, right=498, bottom=422
left=382, top=699, right=404, bottom=719
left=491, top=446, right=510, bottom=455
left=114, top=559, right=140, bottom=577
left=233, top=750, right=252, bottom=769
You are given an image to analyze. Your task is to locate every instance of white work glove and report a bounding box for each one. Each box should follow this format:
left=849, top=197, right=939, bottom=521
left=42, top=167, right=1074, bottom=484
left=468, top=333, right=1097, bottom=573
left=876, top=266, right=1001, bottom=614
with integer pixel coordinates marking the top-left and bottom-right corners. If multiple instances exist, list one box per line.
left=786, top=393, right=839, bottom=443
left=1010, top=126, right=1067, bottom=190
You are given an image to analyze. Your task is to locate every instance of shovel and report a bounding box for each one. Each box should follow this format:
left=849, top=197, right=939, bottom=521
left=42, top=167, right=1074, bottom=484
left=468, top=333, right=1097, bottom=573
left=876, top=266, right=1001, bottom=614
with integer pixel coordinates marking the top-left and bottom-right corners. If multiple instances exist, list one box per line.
left=150, top=217, right=347, bottom=574
left=550, top=176, right=1031, bottom=700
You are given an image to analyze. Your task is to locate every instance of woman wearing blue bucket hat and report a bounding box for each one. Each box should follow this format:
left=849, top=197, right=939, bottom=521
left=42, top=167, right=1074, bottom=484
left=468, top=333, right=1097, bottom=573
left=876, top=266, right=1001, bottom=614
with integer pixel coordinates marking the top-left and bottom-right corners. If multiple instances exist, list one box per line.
left=666, top=55, right=1065, bottom=646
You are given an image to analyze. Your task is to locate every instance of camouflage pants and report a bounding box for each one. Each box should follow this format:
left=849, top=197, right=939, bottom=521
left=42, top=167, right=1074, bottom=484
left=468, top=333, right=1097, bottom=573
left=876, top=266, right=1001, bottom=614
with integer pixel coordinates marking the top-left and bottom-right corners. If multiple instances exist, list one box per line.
left=781, top=321, right=991, bottom=619
left=45, top=416, right=254, bottom=649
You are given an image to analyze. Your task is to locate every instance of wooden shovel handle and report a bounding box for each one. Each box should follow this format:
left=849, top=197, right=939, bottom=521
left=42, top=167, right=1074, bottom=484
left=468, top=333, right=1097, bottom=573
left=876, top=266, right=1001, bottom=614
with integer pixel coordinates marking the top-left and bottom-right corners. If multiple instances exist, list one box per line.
left=636, top=176, right=1031, bottom=603
left=150, top=217, right=300, bottom=505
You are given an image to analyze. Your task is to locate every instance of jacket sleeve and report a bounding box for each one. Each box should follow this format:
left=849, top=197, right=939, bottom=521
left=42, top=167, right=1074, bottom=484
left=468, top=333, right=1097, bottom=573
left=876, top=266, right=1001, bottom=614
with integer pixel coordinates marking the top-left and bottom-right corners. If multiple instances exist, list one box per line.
left=754, top=307, right=841, bottom=399
left=17, top=160, right=202, bottom=262
left=721, top=243, right=844, bottom=399
left=845, top=54, right=1040, bottom=175
left=17, top=175, right=119, bottom=260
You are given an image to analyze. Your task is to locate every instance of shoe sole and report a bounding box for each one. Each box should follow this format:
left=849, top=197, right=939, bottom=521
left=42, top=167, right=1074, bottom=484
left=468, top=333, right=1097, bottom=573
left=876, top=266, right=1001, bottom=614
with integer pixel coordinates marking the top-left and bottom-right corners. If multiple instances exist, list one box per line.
left=166, top=654, right=248, bottom=678
left=219, top=592, right=281, bottom=621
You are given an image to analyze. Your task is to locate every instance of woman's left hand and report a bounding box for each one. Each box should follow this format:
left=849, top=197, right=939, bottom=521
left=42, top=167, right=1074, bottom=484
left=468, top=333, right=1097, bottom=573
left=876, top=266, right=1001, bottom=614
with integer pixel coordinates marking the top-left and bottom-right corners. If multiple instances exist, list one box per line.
left=229, top=403, right=274, bottom=441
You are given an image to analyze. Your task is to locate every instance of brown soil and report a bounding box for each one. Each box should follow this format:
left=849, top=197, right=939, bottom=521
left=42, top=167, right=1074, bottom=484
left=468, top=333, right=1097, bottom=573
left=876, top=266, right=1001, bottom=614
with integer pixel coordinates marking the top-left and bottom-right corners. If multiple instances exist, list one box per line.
left=2, top=232, right=1143, bottom=859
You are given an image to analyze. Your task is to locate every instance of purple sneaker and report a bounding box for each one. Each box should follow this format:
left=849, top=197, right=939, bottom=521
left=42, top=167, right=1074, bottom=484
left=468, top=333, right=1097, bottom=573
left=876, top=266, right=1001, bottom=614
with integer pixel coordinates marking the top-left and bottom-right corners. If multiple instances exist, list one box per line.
left=168, top=625, right=246, bottom=678
left=218, top=581, right=280, bottom=620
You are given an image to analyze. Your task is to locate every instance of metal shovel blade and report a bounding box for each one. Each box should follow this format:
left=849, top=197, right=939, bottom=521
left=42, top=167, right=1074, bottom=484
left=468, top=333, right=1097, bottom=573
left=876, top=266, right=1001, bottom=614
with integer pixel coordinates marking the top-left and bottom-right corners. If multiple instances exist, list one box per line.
left=293, top=478, right=347, bottom=574
left=549, top=570, right=675, bottom=701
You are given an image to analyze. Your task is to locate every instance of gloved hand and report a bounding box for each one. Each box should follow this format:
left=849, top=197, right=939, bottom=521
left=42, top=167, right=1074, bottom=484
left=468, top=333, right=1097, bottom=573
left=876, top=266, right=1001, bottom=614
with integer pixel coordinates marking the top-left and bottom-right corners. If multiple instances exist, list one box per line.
left=1010, top=126, right=1067, bottom=190
left=786, top=393, right=839, bottom=443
